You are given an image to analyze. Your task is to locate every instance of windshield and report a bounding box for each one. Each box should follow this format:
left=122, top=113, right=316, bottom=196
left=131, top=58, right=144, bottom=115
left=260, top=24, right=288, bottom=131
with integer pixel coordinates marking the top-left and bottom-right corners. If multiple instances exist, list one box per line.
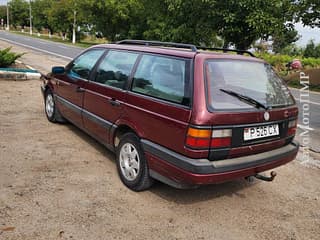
left=205, top=60, right=295, bottom=110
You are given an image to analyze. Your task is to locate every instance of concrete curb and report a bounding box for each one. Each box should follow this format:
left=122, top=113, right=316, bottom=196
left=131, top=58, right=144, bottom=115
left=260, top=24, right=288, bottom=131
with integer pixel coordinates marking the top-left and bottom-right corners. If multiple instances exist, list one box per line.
left=0, top=71, right=41, bottom=80
left=0, top=60, right=42, bottom=80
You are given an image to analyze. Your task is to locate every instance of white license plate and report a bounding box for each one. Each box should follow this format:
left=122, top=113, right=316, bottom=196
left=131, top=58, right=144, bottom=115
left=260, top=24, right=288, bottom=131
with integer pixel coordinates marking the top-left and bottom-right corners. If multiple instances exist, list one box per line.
left=244, top=124, right=279, bottom=141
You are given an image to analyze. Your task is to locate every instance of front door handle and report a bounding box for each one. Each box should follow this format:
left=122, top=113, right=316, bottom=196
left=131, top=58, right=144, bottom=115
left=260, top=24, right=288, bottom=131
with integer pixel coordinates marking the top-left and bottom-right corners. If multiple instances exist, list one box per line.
left=76, top=87, right=85, bottom=93
left=109, top=98, right=121, bottom=107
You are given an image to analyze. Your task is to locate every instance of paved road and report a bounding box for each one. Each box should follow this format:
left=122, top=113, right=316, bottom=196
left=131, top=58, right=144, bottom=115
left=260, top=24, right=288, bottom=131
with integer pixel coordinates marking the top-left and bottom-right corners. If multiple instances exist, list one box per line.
left=290, top=88, right=320, bottom=152
left=0, top=30, right=83, bottom=60
left=0, top=31, right=319, bottom=151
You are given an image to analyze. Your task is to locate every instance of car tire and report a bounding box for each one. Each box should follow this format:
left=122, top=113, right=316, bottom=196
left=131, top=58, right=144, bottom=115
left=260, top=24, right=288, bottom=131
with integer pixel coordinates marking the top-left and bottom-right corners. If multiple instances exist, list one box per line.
left=45, top=90, right=65, bottom=123
left=116, top=133, right=154, bottom=191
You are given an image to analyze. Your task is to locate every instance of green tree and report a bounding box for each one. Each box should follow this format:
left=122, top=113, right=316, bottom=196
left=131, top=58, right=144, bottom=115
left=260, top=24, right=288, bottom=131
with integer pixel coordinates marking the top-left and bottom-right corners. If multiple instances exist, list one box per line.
left=146, top=0, right=218, bottom=46
left=82, top=0, right=142, bottom=42
left=211, top=0, right=295, bottom=49
left=304, top=40, right=320, bottom=58
left=0, top=5, right=7, bottom=24
left=46, top=0, right=85, bottom=40
left=135, top=0, right=295, bottom=49
left=6, top=0, right=302, bottom=50
left=31, top=0, right=53, bottom=32
left=8, top=0, right=29, bottom=28
left=280, top=44, right=304, bottom=56
left=272, top=25, right=300, bottom=53
left=295, top=0, right=320, bottom=28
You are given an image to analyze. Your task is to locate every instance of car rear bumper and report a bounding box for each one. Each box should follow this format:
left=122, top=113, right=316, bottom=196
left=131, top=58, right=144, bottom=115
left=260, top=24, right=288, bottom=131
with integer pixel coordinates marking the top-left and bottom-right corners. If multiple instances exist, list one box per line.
left=142, top=140, right=299, bottom=188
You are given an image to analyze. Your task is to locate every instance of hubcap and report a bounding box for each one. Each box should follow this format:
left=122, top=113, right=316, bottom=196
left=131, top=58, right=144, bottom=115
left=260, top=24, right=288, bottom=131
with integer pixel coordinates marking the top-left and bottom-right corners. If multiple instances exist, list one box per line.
left=46, top=94, right=54, bottom=118
left=119, top=143, right=140, bottom=181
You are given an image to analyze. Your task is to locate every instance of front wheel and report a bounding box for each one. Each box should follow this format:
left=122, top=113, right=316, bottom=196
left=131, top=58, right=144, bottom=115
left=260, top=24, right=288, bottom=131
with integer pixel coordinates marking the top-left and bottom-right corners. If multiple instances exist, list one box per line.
left=45, top=90, right=65, bottom=123
left=116, top=133, right=154, bottom=191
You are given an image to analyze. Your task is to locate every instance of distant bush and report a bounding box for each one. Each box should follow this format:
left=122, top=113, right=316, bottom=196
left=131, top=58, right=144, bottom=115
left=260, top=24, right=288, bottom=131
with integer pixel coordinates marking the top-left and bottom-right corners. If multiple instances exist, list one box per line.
left=0, top=47, right=24, bottom=67
left=256, top=52, right=320, bottom=71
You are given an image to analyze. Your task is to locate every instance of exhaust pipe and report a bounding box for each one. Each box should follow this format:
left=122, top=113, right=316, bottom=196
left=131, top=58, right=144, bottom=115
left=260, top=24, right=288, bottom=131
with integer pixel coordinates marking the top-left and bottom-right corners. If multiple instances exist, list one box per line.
left=246, top=171, right=277, bottom=182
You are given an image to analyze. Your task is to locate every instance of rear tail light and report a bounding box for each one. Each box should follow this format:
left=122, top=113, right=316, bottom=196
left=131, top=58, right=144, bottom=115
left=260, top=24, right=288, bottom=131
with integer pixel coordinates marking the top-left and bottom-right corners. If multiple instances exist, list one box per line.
left=287, top=119, right=297, bottom=137
left=211, top=129, right=232, bottom=148
left=186, top=127, right=232, bottom=149
left=186, top=127, right=211, bottom=148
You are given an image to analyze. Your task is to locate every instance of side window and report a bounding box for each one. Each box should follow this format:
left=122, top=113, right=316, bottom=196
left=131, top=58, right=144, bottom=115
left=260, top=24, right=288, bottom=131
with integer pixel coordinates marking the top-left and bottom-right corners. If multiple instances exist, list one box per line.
left=132, top=55, right=189, bottom=106
left=68, top=49, right=105, bottom=80
left=94, top=50, right=139, bottom=89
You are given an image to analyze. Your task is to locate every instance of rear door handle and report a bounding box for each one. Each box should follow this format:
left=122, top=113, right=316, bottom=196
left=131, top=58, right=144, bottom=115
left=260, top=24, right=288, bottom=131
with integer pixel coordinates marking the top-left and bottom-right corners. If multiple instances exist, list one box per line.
left=76, top=87, right=85, bottom=93
left=109, top=98, right=121, bottom=107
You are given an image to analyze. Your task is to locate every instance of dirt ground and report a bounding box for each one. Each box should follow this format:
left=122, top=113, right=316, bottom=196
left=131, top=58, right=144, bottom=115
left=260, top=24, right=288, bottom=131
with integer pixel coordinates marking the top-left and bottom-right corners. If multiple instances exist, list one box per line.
left=0, top=41, right=319, bottom=240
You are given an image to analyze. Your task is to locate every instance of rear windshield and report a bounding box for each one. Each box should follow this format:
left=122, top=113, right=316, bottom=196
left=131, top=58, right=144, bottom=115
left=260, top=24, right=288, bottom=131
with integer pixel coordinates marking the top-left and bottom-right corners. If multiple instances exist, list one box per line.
left=205, top=60, right=295, bottom=111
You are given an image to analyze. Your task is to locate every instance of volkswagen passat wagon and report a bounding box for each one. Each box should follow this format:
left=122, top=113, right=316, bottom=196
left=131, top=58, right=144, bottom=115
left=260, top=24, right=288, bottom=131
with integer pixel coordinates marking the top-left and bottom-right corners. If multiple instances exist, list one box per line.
left=41, top=40, right=299, bottom=191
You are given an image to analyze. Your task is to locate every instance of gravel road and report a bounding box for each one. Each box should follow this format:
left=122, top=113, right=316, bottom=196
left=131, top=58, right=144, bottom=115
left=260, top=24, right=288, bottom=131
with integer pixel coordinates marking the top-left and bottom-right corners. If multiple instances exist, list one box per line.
left=0, top=41, right=319, bottom=240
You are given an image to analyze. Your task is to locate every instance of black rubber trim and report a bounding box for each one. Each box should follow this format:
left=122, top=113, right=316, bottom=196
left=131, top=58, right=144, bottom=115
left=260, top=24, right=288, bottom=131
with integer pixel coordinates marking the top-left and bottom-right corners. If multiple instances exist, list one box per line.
left=56, top=95, right=113, bottom=129
left=55, top=95, right=82, bottom=115
left=82, top=109, right=113, bottom=129
left=55, top=95, right=116, bottom=152
left=141, top=140, right=299, bottom=174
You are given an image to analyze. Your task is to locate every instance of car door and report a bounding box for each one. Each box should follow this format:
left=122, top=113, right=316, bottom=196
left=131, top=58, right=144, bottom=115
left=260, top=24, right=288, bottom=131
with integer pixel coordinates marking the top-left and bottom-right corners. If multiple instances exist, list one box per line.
left=127, top=54, right=192, bottom=154
left=82, top=50, right=139, bottom=145
left=55, top=49, right=105, bottom=127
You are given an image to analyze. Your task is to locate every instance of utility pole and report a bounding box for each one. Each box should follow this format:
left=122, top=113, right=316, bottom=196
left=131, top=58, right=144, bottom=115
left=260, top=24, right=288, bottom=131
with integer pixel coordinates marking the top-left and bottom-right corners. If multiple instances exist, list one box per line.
left=6, top=1, right=9, bottom=31
left=72, top=9, right=76, bottom=44
left=29, top=0, right=32, bottom=35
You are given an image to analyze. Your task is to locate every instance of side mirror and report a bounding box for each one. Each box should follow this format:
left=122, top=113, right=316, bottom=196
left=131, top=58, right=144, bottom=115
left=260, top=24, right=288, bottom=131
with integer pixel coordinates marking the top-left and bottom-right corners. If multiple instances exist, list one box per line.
left=52, top=66, right=65, bottom=74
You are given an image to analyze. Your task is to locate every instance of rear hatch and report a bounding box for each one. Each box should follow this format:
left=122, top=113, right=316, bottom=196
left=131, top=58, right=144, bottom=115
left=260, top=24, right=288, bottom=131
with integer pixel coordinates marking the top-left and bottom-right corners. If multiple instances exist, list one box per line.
left=186, top=58, right=298, bottom=160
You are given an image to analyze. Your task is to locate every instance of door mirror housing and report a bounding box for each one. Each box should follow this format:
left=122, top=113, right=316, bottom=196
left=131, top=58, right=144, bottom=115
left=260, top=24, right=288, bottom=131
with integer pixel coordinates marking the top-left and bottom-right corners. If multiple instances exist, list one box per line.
left=52, top=66, right=65, bottom=74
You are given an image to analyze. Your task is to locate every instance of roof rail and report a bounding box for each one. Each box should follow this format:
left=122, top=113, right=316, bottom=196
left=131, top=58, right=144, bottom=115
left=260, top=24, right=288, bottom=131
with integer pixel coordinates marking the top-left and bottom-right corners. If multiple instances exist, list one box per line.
left=196, top=46, right=255, bottom=57
left=116, top=40, right=198, bottom=52
left=116, top=40, right=255, bottom=57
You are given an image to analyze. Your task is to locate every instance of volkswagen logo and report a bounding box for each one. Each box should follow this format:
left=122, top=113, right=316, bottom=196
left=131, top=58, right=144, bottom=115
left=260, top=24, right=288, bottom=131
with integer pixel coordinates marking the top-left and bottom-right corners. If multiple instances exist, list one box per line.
left=264, top=112, right=270, bottom=121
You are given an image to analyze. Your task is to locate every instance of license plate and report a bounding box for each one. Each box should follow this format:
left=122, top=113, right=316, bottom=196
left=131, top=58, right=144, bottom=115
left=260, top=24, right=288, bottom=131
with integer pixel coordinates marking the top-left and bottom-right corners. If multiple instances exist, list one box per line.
left=244, top=124, right=279, bottom=141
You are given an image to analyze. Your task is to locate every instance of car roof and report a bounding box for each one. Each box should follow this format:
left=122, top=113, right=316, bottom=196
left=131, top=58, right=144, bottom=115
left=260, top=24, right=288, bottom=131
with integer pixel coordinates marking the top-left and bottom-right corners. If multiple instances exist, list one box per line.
left=90, top=43, right=265, bottom=63
left=93, top=43, right=197, bottom=58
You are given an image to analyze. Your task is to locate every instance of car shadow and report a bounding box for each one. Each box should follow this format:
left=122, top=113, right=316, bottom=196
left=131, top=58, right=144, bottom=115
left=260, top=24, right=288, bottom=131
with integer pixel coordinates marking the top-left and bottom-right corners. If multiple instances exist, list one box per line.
left=64, top=123, right=115, bottom=161
left=64, top=123, right=260, bottom=203
left=149, top=179, right=259, bottom=204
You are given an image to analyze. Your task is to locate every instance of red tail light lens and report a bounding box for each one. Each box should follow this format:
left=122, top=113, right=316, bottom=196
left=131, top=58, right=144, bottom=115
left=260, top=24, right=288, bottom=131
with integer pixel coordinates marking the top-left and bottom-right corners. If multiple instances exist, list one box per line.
left=211, top=138, right=231, bottom=148
left=185, top=127, right=232, bottom=149
left=186, top=127, right=211, bottom=149
left=287, top=119, right=297, bottom=136
left=186, top=137, right=211, bottom=148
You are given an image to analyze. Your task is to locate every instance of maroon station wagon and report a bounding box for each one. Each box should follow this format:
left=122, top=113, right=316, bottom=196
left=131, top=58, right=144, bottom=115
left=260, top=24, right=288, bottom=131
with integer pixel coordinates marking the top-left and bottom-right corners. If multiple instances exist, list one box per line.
left=41, top=40, right=299, bottom=191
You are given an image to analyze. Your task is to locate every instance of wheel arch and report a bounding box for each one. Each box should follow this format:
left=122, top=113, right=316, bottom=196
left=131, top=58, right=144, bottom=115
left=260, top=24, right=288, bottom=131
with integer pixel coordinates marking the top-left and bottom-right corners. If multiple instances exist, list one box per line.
left=42, top=82, right=55, bottom=97
left=112, top=121, right=144, bottom=148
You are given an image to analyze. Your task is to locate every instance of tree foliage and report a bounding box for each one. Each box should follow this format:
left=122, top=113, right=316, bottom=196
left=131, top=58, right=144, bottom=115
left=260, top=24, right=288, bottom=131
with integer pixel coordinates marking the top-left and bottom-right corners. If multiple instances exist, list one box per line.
left=304, top=40, right=320, bottom=58
left=8, top=0, right=29, bottom=28
left=211, top=0, right=296, bottom=49
left=31, top=0, right=53, bottom=32
left=295, top=0, right=320, bottom=28
left=0, top=47, right=24, bottom=67
left=0, top=5, right=7, bottom=22
left=3, top=0, right=318, bottom=50
left=272, top=25, right=300, bottom=54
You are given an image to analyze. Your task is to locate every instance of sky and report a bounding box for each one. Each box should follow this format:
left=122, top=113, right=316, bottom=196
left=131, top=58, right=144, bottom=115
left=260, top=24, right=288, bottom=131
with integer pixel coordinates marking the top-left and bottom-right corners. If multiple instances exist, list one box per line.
left=0, top=0, right=319, bottom=47
left=295, top=22, right=320, bottom=46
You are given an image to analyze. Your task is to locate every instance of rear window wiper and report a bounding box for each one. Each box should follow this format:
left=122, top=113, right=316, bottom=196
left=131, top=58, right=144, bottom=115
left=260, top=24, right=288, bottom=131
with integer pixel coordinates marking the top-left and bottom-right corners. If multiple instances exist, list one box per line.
left=220, top=89, right=269, bottom=110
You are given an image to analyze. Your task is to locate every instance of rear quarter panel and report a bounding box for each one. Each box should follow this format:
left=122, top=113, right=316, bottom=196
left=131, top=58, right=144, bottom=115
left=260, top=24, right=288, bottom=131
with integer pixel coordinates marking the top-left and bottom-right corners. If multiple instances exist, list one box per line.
left=124, top=92, right=192, bottom=156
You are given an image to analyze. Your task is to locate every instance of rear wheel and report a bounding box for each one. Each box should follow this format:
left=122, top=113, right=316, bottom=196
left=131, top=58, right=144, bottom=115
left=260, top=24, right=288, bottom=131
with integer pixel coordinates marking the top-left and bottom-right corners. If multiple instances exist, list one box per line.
left=116, top=133, right=154, bottom=191
left=45, top=90, right=65, bottom=123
